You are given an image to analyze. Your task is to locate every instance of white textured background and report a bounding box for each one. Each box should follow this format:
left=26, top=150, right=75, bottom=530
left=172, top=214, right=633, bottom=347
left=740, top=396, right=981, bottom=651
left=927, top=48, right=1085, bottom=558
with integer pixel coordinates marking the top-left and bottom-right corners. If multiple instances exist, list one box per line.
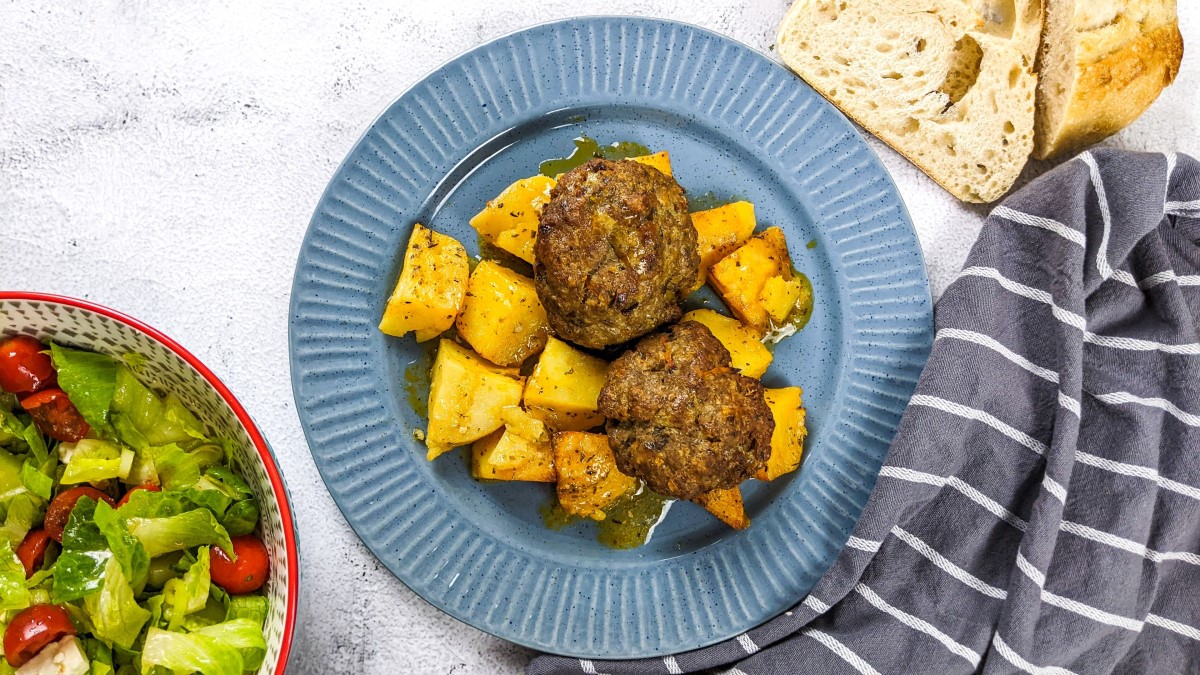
left=1, top=1, right=1196, bottom=673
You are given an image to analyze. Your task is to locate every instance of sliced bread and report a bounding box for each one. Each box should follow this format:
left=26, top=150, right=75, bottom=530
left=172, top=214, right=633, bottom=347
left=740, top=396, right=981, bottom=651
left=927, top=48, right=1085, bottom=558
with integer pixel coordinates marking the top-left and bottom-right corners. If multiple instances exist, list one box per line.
left=777, top=0, right=1043, bottom=202
left=1034, top=0, right=1183, bottom=159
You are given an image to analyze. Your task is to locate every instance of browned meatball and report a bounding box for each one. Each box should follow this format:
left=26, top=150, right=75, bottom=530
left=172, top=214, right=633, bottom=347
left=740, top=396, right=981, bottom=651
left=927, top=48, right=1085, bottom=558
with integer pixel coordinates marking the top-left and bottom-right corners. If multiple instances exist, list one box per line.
left=534, top=158, right=699, bottom=349
left=597, top=321, right=774, bottom=500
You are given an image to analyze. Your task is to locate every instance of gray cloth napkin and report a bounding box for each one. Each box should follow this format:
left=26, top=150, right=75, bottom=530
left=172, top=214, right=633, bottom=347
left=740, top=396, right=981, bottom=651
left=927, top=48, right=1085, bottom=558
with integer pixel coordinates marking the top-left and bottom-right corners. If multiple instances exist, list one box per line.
left=528, top=149, right=1200, bottom=675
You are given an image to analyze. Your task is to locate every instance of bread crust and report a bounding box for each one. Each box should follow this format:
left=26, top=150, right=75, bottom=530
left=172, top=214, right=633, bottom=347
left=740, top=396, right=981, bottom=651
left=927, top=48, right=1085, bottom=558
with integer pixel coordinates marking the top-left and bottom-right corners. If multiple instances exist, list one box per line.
left=776, top=0, right=1042, bottom=203
left=1035, top=18, right=1183, bottom=159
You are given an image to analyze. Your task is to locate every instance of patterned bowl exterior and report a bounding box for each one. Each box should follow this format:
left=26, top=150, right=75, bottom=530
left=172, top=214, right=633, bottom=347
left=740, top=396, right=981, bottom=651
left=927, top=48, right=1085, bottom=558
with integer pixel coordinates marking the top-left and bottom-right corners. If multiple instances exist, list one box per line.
left=0, top=292, right=297, bottom=673
left=291, top=17, right=932, bottom=658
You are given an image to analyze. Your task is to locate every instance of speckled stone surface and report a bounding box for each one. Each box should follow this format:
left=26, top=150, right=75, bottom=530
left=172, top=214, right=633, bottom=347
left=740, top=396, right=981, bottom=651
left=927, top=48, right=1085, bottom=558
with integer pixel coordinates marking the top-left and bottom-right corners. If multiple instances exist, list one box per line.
left=1, top=2, right=1196, bottom=673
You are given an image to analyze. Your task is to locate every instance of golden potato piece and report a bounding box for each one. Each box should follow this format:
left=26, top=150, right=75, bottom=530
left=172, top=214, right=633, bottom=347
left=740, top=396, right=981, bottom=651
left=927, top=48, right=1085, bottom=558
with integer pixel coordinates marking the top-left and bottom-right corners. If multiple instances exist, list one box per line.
left=425, top=340, right=525, bottom=460
left=379, top=224, right=469, bottom=341
left=469, top=176, right=556, bottom=264
left=523, top=337, right=608, bottom=431
left=455, top=261, right=550, bottom=366
left=470, top=408, right=556, bottom=482
left=628, top=151, right=673, bottom=177
left=694, top=486, right=750, bottom=530
left=692, top=201, right=756, bottom=287
left=682, top=309, right=773, bottom=379
left=756, top=387, right=807, bottom=481
left=553, top=431, right=638, bottom=521
left=709, top=227, right=799, bottom=334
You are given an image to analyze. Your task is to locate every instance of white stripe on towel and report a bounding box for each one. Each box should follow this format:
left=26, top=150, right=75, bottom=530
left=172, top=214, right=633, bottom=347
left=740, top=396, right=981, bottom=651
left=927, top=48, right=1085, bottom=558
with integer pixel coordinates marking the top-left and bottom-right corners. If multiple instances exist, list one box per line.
left=853, top=584, right=981, bottom=667
left=663, top=655, right=683, bottom=674
left=960, top=266, right=1200, bottom=354
left=879, top=466, right=1029, bottom=531
left=892, top=527, right=1008, bottom=599
left=992, top=206, right=1086, bottom=246
left=736, top=633, right=759, bottom=654
left=910, top=395, right=1048, bottom=455
left=1091, top=391, right=1200, bottom=427
left=1060, top=521, right=1200, bottom=566
left=1145, top=613, right=1200, bottom=641
left=992, top=633, right=1079, bottom=675
left=803, top=595, right=831, bottom=613
left=936, top=328, right=1061, bottom=383
left=846, top=536, right=882, bottom=553
left=1074, top=451, right=1200, bottom=502
left=801, top=629, right=882, bottom=675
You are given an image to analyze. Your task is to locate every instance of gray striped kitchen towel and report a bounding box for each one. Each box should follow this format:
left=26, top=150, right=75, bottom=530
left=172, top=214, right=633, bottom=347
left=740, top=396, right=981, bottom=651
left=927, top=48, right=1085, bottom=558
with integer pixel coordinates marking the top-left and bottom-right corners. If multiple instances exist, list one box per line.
left=528, top=149, right=1200, bottom=674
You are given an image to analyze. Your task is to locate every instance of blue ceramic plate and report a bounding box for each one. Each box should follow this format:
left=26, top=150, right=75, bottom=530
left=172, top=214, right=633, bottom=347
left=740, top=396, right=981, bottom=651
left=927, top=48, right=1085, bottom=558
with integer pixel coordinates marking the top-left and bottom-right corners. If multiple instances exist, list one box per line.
left=290, top=17, right=932, bottom=658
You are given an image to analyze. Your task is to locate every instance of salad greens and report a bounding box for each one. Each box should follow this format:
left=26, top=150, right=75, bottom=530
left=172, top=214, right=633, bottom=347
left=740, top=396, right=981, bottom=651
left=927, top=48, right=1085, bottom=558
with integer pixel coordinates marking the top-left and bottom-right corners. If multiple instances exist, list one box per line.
left=0, top=344, right=268, bottom=675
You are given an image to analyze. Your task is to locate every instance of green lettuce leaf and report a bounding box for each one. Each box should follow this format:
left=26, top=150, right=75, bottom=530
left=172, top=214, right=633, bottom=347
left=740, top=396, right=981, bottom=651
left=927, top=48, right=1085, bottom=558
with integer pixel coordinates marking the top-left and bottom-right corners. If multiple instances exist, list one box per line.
left=0, top=540, right=31, bottom=611
left=49, top=343, right=118, bottom=436
left=60, top=439, right=134, bottom=485
left=116, top=490, right=189, bottom=519
left=81, top=638, right=115, bottom=675
left=84, top=556, right=151, bottom=649
left=127, top=509, right=233, bottom=558
left=150, top=444, right=223, bottom=491
left=139, top=626, right=242, bottom=675
left=0, top=448, right=26, bottom=503
left=0, top=493, right=39, bottom=546
left=193, top=618, right=266, bottom=671
left=53, top=497, right=111, bottom=602
left=93, top=501, right=149, bottom=592
left=225, top=595, right=268, bottom=628
left=220, top=499, right=259, bottom=538
left=164, top=547, right=210, bottom=631
left=187, top=467, right=259, bottom=535
left=19, top=459, right=52, bottom=500
left=111, top=367, right=207, bottom=447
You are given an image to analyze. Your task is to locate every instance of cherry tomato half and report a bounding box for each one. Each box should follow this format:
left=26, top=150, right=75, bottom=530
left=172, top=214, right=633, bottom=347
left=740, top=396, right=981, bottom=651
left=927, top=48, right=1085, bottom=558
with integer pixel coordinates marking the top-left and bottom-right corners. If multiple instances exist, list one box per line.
left=117, top=483, right=161, bottom=508
left=15, top=529, right=51, bottom=579
left=44, top=487, right=116, bottom=543
left=0, top=336, right=55, bottom=395
left=20, top=389, right=90, bottom=443
left=3, top=604, right=75, bottom=667
left=211, top=535, right=270, bottom=595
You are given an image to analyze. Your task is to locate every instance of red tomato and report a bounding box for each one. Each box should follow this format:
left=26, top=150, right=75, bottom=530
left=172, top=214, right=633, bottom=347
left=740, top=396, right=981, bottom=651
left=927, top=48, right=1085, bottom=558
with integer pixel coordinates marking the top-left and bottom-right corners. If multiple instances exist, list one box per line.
left=14, top=530, right=51, bottom=579
left=3, top=605, right=75, bottom=667
left=20, top=389, right=89, bottom=443
left=0, top=336, right=55, bottom=395
left=117, top=483, right=161, bottom=508
left=211, top=535, right=270, bottom=595
left=44, top=487, right=116, bottom=543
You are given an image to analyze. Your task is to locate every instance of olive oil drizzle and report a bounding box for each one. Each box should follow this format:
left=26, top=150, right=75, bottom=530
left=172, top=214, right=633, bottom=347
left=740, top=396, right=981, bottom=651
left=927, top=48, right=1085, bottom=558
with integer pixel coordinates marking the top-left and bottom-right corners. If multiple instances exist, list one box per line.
left=539, top=487, right=675, bottom=549
left=539, top=136, right=652, bottom=176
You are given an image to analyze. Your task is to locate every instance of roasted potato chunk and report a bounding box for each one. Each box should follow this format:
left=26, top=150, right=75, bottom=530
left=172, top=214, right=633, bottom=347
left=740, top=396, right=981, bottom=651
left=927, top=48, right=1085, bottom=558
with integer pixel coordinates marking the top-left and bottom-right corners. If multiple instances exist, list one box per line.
left=425, top=340, right=524, bottom=460
left=692, top=201, right=756, bottom=286
left=709, top=227, right=802, bottom=333
left=756, top=387, right=807, bottom=481
left=628, top=151, right=673, bottom=177
left=470, top=407, right=556, bottom=482
left=379, top=224, right=469, bottom=341
left=523, top=337, right=608, bottom=431
left=681, top=309, right=773, bottom=378
left=469, top=176, right=556, bottom=264
left=553, top=431, right=638, bottom=521
left=694, top=486, right=750, bottom=530
left=456, top=261, right=550, bottom=366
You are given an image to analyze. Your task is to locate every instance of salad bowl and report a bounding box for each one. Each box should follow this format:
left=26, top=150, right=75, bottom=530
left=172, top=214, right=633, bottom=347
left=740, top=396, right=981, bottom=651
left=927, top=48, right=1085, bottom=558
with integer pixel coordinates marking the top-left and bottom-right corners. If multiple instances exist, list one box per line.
left=0, top=292, right=298, bottom=673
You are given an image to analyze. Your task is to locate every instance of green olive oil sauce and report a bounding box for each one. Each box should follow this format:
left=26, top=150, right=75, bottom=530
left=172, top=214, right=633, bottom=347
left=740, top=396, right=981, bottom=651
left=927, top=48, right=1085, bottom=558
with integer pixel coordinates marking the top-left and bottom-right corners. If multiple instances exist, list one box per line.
left=403, top=339, right=437, bottom=419
left=687, top=191, right=748, bottom=212
left=597, top=488, right=674, bottom=549
left=539, top=136, right=651, bottom=176
left=763, top=269, right=815, bottom=345
left=540, top=486, right=675, bottom=549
